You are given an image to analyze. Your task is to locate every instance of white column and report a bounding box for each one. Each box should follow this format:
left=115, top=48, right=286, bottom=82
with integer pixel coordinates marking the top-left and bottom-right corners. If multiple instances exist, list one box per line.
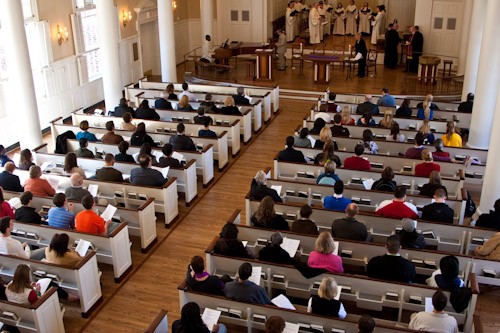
left=478, top=84, right=500, bottom=213
left=0, top=0, right=42, bottom=149
left=200, top=0, right=214, bottom=42
left=158, top=0, right=177, bottom=82
left=96, top=0, right=123, bottom=114
left=467, top=0, right=500, bottom=149
left=461, top=0, right=487, bottom=100
left=457, top=0, right=472, bottom=76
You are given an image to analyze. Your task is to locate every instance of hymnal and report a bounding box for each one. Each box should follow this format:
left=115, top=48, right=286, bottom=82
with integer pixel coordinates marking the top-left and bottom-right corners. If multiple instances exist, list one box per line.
left=424, top=260, right=437, bottom=269
left=422, top=231, right=436, bottom=239
left=138, top=194, right=148, bottom=201
left=45, top=273, right=61, bottom=282
left=272, top=274, right=286, bottom=283
left=471, top=237, right=484, bottom=245
left=340, top=249, right=352, bottom=258
left=128, top=192, right=137, bottom=199
left=298, top=191, right=308, bottom=198
left=385, top=292, right=399, bottom=301
left=257, top=238, right=268, bottom=246
left=310, top=324, right=325, bottom=332
left=306, top=172, right=315, bottom=179
left=296, top=171, right=307, bottom=178
left=312, top=193, right=322, bottom=200
left=403, top=165, right=412, bottom=172
left=351, top=196, right=360, bottom=203
left=483, top=269, right=497, bottom=278
left=409, top=295, right=422, bottom=304
left=228, top=309, right=242, bottom=318
left=253, top=314, right=266, bottom=323
left=114, top=191, right=123, bottom=198
left=285, top=190, right=296, bottom=196
left=331, top=329, right=345, bottom=333
left=411, top=259, right=424, bottom=267
left=285, top=214, right=296, bottom=222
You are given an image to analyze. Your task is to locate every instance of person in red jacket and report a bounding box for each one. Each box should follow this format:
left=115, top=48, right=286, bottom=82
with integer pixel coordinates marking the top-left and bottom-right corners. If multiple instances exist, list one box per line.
left=376, top=186, right=419, bottom=219
left=343, top=144, right=371, bottom=171
left=415, top=149, right=440, bottom=177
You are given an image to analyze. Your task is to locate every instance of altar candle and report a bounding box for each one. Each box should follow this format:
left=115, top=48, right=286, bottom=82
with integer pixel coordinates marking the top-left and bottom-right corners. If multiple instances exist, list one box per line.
left=300, top=43, right=303, bottom=53
left=348, top=44, right=352, bottom=54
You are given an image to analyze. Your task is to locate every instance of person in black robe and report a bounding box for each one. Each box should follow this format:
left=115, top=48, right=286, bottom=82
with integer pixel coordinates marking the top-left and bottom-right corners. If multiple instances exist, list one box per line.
left=354, top=33, right=368, bottom=77
left=384, top=23, right=402, bottom=69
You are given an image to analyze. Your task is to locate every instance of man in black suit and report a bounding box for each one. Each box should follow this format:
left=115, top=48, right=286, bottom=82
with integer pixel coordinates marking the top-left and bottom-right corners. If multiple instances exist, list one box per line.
left=232, top=87, right=250, bottom=105
left=407, top=25, right=423, bottom=73
left=114, top=98, right=135, bottom=117
left=354, top=33, right=368, bottom=78
left=95, top=154, right=124, bottom=182
left=421, top=189, right=454, bottom=224
left=278, top=136, right=305, bottom=163
left=384, top=23, right=402, bottom=69
left=169, top=123, right=197, bottom=151
left=356, top=95, right=379, bottom=115
left=130, top=154, right=167, bottom=187
left=458, top=93, right=474, bottom=113
left=0, top=162, right=23, bottom=192
left=154, top=92, right=173, bottom=110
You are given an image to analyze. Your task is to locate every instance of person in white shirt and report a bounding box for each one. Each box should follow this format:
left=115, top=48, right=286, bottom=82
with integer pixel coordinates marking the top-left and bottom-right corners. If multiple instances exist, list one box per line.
left=285, top=2, right=296, bottom=42
left=409, top=290, right=458, bottom=333
left=0, top=217, right=45, bottom=260
left=309, top=3, right=321, bottom=44
left=177, top=82, right=196, bottom=102
left=201, top=34, right=217, bottom=62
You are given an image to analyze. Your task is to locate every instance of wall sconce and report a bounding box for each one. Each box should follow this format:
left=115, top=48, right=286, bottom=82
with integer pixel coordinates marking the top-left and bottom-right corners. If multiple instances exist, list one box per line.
left=172, top=1, right=177, bottom=10
left=122, top=10, right=132, bottom=27
left=56, top=25, right=69, bottom=45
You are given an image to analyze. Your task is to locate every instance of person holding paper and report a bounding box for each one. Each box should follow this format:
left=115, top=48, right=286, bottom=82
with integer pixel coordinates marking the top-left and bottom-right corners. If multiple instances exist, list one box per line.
left=65, top=173, right=91, bottom=202
left=5, top=264, right=41, bottom=304
left=408, top=290, right=458, bottom=333
left=370, top=5, right=385, bottom=45
left=358, top=2, right=372, bottom=34
left=0, top=217, right=45, bottom=260
left=172, top=302, right=227, bottom=333
left=48, top=193, right=75, bottom=229
left=224, top=263, right=271, bottom=304
left=354, top=33, right=368, bottom=77
left=214, top=223, right=253, bottom=259
left=157, top=144, right=182, bottom=168
left=285, top=2, right=296, bottom=42
left=292, top=205, right=319, bottom=235
left=130, top=122, right=157, bottom=148
left=332, top=3, right=345, bottom=35
left=250, top=170, right=282, bottom=203
left=130, top=154, right=167, bottom=187
left=259, top=232, right=295, bottom=265
left=0, top=187, right=14, bottom=219
left=186, top=255, right=225, bottom=295
left=307, top=232, right=344, bottom=273
left=45, top=233, right=81, bottom=266
left=308, top=277, right=347, bottom=318
left=95, top=154, right=124, bottom=183
left=24, top=165, right=56, bottom=197
left=14, top=191, right=42, bottom=225
left=138, top=143, right=159, bottom=165
left=371, top=167, right=397, bottom=192
left=232, top=87, right=250, bottom=106
left=0, top=162, right=24, bottom=192
left=293, top=128, right=312, bottom=148
left=251, top=196, right=289, bottom=231
left=75, top=195, right=111, bottom=236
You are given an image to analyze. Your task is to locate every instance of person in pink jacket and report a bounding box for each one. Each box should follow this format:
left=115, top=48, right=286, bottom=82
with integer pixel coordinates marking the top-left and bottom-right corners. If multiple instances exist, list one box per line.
left=307, top=232, right=344, bottom=273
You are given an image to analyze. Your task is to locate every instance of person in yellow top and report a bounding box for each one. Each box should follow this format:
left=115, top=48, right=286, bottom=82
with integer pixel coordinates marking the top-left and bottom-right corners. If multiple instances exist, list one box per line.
left=44, top=233, right=82, bottom=266
left=441, top=121, right=462, bottom=147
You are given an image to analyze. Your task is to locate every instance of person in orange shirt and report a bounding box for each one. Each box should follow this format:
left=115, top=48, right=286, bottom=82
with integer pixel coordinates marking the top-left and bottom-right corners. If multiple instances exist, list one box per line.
left=75, top=195, right=111, bottom=235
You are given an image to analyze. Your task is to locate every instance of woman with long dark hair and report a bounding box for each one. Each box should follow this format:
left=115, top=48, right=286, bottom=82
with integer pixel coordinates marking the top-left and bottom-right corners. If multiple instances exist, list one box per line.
left=172, top=302, right=227, bottom=333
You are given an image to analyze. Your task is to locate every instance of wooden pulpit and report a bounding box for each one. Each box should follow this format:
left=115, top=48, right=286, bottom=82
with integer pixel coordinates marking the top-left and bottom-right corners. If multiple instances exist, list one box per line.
left=255, top=49, right=274, bottom=81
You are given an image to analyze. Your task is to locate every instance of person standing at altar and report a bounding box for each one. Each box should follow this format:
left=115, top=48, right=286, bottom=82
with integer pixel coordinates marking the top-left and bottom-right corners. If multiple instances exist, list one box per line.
left=286, top=2, right=296, bottom=42
left=333, top=3, right=345, bottom=35
left=317, top=1, right=331, bottom=39
left=384, top=23, right=402, bottom=69
left=370, top=5, right=386, bottom=45
left=276, top=30, right=287, bottom=71
left=345, top=1, right=358, bottom=36
left=354, top=33, right=368, bottom=78
left=358, top=2, right=371, bottom=35
left=201, top=35, right=217, bottom=63
left=406, top=25, right=424, bottom=73
left=309, top=3, right=321, bottom=44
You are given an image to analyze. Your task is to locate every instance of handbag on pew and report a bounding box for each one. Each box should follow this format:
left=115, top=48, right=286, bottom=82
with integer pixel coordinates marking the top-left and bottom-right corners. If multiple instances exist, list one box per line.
left=464, top=190, right=476, bottom=218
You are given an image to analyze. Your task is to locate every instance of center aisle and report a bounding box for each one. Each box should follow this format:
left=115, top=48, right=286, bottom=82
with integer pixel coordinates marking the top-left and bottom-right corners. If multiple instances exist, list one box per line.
left=80, top=99, right=310, bottom=332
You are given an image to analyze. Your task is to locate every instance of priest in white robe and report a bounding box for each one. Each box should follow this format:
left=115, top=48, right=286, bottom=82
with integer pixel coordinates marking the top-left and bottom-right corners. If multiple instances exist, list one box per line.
left=309, top=3, right=321, bottom=44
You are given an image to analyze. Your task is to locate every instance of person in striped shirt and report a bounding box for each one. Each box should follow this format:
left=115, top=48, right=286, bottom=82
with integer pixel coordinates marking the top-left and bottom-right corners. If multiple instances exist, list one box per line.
left=47, top=193, right=75, bottom=229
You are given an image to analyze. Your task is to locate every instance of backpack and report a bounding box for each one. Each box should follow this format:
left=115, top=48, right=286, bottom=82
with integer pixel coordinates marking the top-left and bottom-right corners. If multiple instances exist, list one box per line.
left=54, top=130, right=76, bottom=154
left=464, top=190, right=476, bottom=218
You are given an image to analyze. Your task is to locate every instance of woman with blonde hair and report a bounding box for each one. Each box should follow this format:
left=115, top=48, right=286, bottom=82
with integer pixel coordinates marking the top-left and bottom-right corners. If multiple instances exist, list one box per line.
left=307, top=232, right=343, bottom=273
left=177, top=95, right=193, bottom=111
left=419, top=170, right=448, bottom=197
left=379, top=110, right=396, bottom=128
left=418, top=120, right=435, bottom=144
left=442, top=121, right=462, bottom=147
left=341, top=107, right=355, bottom=125
left=307, top=276, right=347, bottom=318
left=221, top=96, right=241, bottom=115
left=415, top=149, right=440, bottom=177
left=251, top=196, right=289, bottom=231
left=314, top=127, right=333, bottom=149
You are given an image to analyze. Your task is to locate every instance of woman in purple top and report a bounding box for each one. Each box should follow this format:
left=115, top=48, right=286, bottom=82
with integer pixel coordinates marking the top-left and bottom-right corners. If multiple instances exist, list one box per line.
left=307, top=232, right=344, bottom=273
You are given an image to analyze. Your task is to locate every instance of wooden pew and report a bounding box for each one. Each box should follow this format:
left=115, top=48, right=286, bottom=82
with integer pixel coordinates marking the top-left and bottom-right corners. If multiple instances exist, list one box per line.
left=245, top=196, right=469, bottom=254
left=3, top=190, right=157, bottom=252
left=51, top=117, right=229, bottom=171
left=0, top=252, right=102, bottom=317
left=144, top=309, right=168, bottom=333
left=126, top=86, right=263, bottom=132
left=136, top=96, right=254, bottom=140
left=8, top=169, right=179, bottom=225
left=0, top=287, right=64, bottom=333
left=34, top=143, right=198, bottom=206
left=10, top=220, right=132, bottom=282
left=66, top=139, right=214, bottom=187
left=71, top=109, right=241, bottom=156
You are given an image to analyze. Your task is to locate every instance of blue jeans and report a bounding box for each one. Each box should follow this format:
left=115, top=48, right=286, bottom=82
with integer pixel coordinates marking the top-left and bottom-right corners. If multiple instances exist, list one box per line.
left=216, top=324, right=227, bottom=333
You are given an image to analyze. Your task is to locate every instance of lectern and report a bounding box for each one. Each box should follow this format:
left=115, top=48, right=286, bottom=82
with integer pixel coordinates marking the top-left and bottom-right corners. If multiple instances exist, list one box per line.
left=418, top=55, right=441, bottom=84
left=255, top=49, right=274, bottom=81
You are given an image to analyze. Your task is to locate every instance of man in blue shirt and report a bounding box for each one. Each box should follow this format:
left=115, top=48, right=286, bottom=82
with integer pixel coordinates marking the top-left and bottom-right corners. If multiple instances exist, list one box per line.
left=130, top=154, right=167, bottom=187
left=48, top=193, right=75, bottom=229
left=377, top=87, right=396, bottom=107
left=323, top=180, right=351, bottom=211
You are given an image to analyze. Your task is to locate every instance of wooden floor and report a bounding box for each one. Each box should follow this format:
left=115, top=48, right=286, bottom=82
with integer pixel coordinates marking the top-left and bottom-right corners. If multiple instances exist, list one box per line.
left=58, top=59, right=498, bottom=332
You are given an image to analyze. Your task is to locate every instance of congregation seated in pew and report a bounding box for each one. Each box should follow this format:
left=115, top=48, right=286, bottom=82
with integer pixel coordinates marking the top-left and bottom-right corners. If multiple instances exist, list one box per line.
left=405, top=133, right=425, bottom=159
left=75, top=195, right=111, bottom=236
left=419, top=120, right=435, bottom=145
left=177, top=95, right=194, bottom=111
left=138, top=142, right=158, bottom=165
left=415, top=149, right=440, bottom=178
left=419, top=171, right=448, bottom=197
left=323, top=180, right=352, bottom=211
left=186, top=255, right=225, bottom=296
left=408, top=290, right=458, bottom=333
left=121, top=112, right=136, bottom=131
left=0, top=217, right=45, bottom=260
left=194, top=108, right=213, bottom=125
left=101, top=121, right=124, bottom=145
left=258, top=232, right=295, bottom=265
left=14, top=191, right=42, bottom=225
left=331, top=203, right=368, bottom=241
left=344, top=144, right=371, bottom=171
left=47, top=193, right=75, bottom=229
left=198, top=93, right=219, bottom=114
left=44, top=233, right=81, bottom=267
left=278, top=136, right=306, bottom=163
left=224, top=262, right=270, bottom=304
left=308, top=276, right=347, bottom=319
left=0, top=162, right=23, bottom=192
left=316, top=161, right=339, bottom=185
left=421, top=189, right=454, bottom=224
left=178, top=82, right=196, bottom=102
left=114, top=141, right=135, bottom=163
left=357, top=112, right=377, bottom=127
left=95, top=153, right=124, bottom=182
left=233, top=87, right=250, bottom=106
left=475, top=198, right=500, bottom=230
left=25, top=165, right=55, bottom=197
left=0, top=187, right=14, bottom=219
left=360, top=129, right=379, bottom=154
left=426, top=255, right=464, bottom=289
left=172, top=302, right=227, bottom=333
left=395, top=98, right=413, bottom=118
left=294, top=128, right=312, bottom=148
left=251, top=196, right=289, bottom=231
left=308, top=232, right=343, bottom=274
left=356, top=95, right=380, bottom=115
left=371, top=166, right=397, bottom=192
left=131, top=122, right=157, bottom=147
left=154, top=92, right=173, bottom=111
left=250, top=170, right=282, bottom=203
left=310, top=118, right=326, bottom=135
left=291, top=204, right=319, bottom=236
left=65, top=173, right=91, bottom=202
left=220, top=96, right=241, bottom=116
left=198, top=117, right=218, bottom=138
left=114, top=97, right=135, bottom=118
left=313, top=140, right=342, bottom=167
left=75, top=138, right=95, bottom=159
left=331, top=113, right=350, bottom=137
left=76, top=120, right=98, bottom=142
left=214, top=223, right=253, bottom=259
left=397, top=218, right=426, bottom=249
left=367, top=235, right=416, bottom=283
left=157, top=143, right=181, bottom=168
left=130, top=154, right=167, bottom=187
left=64, top=152, right=86, bottom=179
left=376, top=186, right=419, bottom=219
left=474, top=232, right=500, bottom=261
left=170, top=123, right=197, bottom=152
left=386, top=123, right=405, bottom=142
left=442, top=121, right=463, bottom=148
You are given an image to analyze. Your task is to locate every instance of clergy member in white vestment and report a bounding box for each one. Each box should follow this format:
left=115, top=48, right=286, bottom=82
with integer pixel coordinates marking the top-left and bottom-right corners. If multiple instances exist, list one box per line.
left=202, top=35, right=217, bottom=62
left=333, top=3, right=345, bottom=35
left=370, top=5, right=386, bottom=45
left=294, top=0, right=306, bottom=36
left=345, top=1, right=358, bottom=35
left=358, top=2, right=372, bottom=34
left=286, top=2, right=296, bottom=42
left=317, top=1, right=330, bottom=38
left=309, top=3, right=321, bottom=44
